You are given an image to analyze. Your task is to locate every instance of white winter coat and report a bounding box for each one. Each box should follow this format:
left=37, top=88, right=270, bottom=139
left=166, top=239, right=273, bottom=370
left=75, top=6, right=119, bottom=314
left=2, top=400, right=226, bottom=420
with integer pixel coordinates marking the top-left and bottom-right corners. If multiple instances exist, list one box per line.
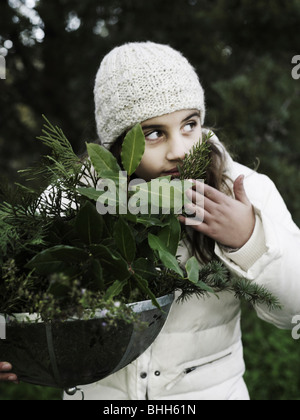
left=64, top=139, right=300, bottom=401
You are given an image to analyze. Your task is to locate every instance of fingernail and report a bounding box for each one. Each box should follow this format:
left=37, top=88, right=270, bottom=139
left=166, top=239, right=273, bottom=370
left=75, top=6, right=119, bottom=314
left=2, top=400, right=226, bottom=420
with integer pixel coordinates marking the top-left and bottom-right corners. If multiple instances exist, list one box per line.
left=8, top=375, right=18, bottom=382
left=2, top=363, right=12, bottom=371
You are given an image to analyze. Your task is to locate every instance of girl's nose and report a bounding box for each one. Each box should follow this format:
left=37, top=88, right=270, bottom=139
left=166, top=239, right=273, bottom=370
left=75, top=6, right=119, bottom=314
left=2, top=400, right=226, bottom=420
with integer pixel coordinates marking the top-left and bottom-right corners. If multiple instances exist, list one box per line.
left=166, top=135, right=187, bottom=161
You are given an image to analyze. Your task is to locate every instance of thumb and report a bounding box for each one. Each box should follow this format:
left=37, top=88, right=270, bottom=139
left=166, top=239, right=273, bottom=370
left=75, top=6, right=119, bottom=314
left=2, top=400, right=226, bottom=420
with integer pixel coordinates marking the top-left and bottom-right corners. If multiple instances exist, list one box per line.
left=233, top=175, right=251, bottom=205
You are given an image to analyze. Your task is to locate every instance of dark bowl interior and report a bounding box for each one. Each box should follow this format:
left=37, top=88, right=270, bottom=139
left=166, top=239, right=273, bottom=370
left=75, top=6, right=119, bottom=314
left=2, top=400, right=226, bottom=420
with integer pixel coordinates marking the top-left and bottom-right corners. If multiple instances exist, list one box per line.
left=0, top=294, right=174, bottom=389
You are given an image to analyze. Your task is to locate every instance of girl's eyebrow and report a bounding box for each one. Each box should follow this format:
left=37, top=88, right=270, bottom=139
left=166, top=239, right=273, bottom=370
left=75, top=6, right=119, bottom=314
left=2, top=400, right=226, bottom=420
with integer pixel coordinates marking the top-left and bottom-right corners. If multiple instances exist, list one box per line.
left=141, top=123, right=166, bottom=131
left=182, top=111, right=201, bottom=123
left=141, top=111, right=201, bottom=131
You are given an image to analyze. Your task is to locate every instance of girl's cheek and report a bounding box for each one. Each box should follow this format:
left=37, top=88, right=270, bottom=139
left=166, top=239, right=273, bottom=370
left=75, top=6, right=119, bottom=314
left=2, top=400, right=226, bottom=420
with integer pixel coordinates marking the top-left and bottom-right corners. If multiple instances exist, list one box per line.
left=135, top=161, right=153, bottom=181
left=135, top=152, right=161, bottom=181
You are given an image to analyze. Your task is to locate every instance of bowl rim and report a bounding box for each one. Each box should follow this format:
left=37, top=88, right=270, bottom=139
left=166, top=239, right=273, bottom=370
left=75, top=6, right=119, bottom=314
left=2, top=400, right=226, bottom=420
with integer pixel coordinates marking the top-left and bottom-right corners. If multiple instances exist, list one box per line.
left=0, top=293, right=175, bottom=324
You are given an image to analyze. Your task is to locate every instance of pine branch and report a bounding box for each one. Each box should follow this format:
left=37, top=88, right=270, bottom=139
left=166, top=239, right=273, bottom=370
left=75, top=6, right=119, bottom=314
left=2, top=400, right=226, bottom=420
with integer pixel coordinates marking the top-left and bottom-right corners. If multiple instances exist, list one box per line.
left=173, top=261, right=281, bottom=311
left=16, top=116, right=98, bottom=218
left=0, top=192, right=49, bottom=263
left=19, top=115, right=82, bottom=184
left=230, top=277, right=282, bottom=311
left=178, top=132, right=212, bottom=181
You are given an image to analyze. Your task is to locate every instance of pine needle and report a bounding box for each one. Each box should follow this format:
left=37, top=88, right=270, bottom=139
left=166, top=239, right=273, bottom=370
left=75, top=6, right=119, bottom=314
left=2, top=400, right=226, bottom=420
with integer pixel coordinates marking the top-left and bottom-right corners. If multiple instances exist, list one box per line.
left=178, top=132, right=212, bottom=181
left=19, top=115, right=82, bottom=183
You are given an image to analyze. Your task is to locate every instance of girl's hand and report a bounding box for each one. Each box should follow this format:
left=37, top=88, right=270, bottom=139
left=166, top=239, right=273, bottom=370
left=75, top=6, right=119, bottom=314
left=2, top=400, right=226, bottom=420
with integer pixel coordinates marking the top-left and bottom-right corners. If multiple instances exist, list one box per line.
left=0, top=362, right=19, bottom=384
left=179, top=175, right=256, bottom=249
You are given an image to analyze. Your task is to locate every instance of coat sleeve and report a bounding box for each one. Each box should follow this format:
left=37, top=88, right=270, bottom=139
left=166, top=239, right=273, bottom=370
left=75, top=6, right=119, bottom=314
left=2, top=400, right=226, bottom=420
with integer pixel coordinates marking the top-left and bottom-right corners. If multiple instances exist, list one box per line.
left=215, top=172, right=300, bottom=330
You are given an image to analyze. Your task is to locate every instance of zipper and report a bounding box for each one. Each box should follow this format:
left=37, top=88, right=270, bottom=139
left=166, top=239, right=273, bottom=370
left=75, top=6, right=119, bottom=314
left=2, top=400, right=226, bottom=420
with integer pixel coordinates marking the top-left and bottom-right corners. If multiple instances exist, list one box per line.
left=166, top=352, right=232, bottom=391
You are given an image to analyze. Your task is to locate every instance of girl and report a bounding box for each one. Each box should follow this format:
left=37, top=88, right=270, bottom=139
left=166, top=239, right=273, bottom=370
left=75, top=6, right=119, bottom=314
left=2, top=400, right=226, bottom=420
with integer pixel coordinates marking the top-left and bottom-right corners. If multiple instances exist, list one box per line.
left=1, top=42, right=300, bottom=400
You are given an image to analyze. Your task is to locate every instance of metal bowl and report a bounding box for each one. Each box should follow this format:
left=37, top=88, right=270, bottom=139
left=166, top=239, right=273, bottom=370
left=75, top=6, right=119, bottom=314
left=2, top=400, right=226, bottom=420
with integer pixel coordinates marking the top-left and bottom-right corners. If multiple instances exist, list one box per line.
left=0, top=294, right=174, bottom=389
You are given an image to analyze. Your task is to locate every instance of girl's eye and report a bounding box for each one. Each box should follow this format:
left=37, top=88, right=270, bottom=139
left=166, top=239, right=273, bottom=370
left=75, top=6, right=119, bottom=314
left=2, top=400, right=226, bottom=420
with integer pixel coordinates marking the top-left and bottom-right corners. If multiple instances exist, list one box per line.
left=183, top=122, right=196, bottom=133
left=145, top=131, right=162, bottom=142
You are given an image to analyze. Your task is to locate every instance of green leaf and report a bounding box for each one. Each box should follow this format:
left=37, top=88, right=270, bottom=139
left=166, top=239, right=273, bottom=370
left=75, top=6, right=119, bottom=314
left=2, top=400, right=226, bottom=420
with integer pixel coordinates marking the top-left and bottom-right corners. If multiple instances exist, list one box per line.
left=26, top=246, right=89, bottom=275
left=186, top=256, right=201, bottom=284
left=148, top=234, right=165, bottom=252
left=89, top=244, right=131, bottom=281
left=136, top=215, right=170, bottom=228
left=104, top=280, right=127, bottom=300
left=185, top=258, right=216, bottom=293
left=158, top=250, right=183, bottom=277
left=114, top=217, right=136, bottom=262
left=122, top=213, right=138, bottom=224
left=158, top=215, right=181, bottom=255
left=86, top=143, right=121, bottom=177
left=132, top=258, right=157, bottom=280
left=133, top=273, right=161, bottom=309
left=121, top=124, right=145, bottom=176
left=89, top=259, right=104, bottom=291
left=75, top=201, right=103, bottom=245
left=196, top=281, right=216, bottom=294
left=78, top=172, right=127, bottom=211
left=77, top=187, right=102, bottom=201
left=96, top=170, right=124, bottom=183
left=130, top=178, right=193, bottom=214
left=148, top=234, right=183, bottom=277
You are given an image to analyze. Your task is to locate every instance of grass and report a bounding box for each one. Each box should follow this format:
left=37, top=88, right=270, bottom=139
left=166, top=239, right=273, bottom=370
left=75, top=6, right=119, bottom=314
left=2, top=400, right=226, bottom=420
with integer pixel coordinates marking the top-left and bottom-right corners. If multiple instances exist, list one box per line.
left=242, top=303, right=300, bottom=400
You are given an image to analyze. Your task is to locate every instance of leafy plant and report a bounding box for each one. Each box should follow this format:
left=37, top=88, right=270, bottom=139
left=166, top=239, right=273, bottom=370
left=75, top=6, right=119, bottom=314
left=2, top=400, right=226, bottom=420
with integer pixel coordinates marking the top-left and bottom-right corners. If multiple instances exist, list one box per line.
left=0, top=117, right=281, bottom=322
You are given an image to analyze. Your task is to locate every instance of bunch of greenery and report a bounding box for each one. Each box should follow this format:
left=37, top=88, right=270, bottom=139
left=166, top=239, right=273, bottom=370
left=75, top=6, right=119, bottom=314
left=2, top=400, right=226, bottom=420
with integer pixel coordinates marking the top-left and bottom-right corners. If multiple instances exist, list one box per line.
left=0, top=117, right=280, bottom=322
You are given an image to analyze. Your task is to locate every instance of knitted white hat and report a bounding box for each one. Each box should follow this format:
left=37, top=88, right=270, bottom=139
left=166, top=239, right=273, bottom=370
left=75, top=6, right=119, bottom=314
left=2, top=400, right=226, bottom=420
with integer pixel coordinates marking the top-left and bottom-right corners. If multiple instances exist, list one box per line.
left=94, top=42, right=205, bottom=148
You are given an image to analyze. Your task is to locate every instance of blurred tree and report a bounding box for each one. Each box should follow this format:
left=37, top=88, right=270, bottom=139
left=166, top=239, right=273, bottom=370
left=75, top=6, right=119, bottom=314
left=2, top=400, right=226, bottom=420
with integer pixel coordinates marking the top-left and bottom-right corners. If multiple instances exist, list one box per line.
left=1, top=0, right=299, bottom=220
left=206, top=0, right=300, bottom=224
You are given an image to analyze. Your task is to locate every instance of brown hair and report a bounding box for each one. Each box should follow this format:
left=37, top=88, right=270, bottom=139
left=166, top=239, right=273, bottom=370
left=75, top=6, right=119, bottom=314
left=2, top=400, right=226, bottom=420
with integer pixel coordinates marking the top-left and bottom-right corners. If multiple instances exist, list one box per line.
left=107, top=130, right=233, bottom=264
left=187, top=136, right=233, bottom=263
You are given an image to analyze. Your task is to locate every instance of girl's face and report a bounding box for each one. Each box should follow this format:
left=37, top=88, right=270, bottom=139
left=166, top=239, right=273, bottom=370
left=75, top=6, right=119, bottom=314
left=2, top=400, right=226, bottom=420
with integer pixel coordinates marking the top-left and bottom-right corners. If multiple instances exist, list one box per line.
left=135, top=109, right=202, bottom=181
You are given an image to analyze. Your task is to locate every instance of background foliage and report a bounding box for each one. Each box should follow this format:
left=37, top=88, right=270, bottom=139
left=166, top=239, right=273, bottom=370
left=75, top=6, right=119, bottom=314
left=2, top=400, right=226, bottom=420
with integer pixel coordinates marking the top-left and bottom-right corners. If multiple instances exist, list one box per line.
left=0, top=0, right=299, bottom=400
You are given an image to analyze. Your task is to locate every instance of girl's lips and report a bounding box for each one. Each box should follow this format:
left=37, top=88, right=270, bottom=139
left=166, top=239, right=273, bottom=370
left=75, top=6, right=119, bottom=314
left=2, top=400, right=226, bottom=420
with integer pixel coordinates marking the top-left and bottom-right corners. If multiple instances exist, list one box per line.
left=162, top=168, right=181, bottom=178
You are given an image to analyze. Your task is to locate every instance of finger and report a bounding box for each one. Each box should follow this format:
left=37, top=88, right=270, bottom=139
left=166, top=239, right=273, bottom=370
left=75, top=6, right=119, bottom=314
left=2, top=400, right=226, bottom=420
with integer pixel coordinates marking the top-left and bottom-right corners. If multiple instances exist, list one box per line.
left=186, top=188, right=204, bottom=208
left=0, top=362, right=19, bottom=383
left=189, top=180, right=228, bottom=205
left=190, top=179, right=205, bottom=192
left=185, top=202, right=205, bottom=221
left=178, top=213, right=212, bottom=234
left=179, top=202, right=212, bottom=228
left=178, top=214, right=203, bottom=228
left=0, top=373, right=18, bottom=383
left=191, top=188, right=220, bottom=215
left=192, top=180, right=232, bottom=205
left=0, top=362, right=12, bottom=372
left=233, top=175, right=251, bottom=206
left=203, top=183, right=230, bottom=204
